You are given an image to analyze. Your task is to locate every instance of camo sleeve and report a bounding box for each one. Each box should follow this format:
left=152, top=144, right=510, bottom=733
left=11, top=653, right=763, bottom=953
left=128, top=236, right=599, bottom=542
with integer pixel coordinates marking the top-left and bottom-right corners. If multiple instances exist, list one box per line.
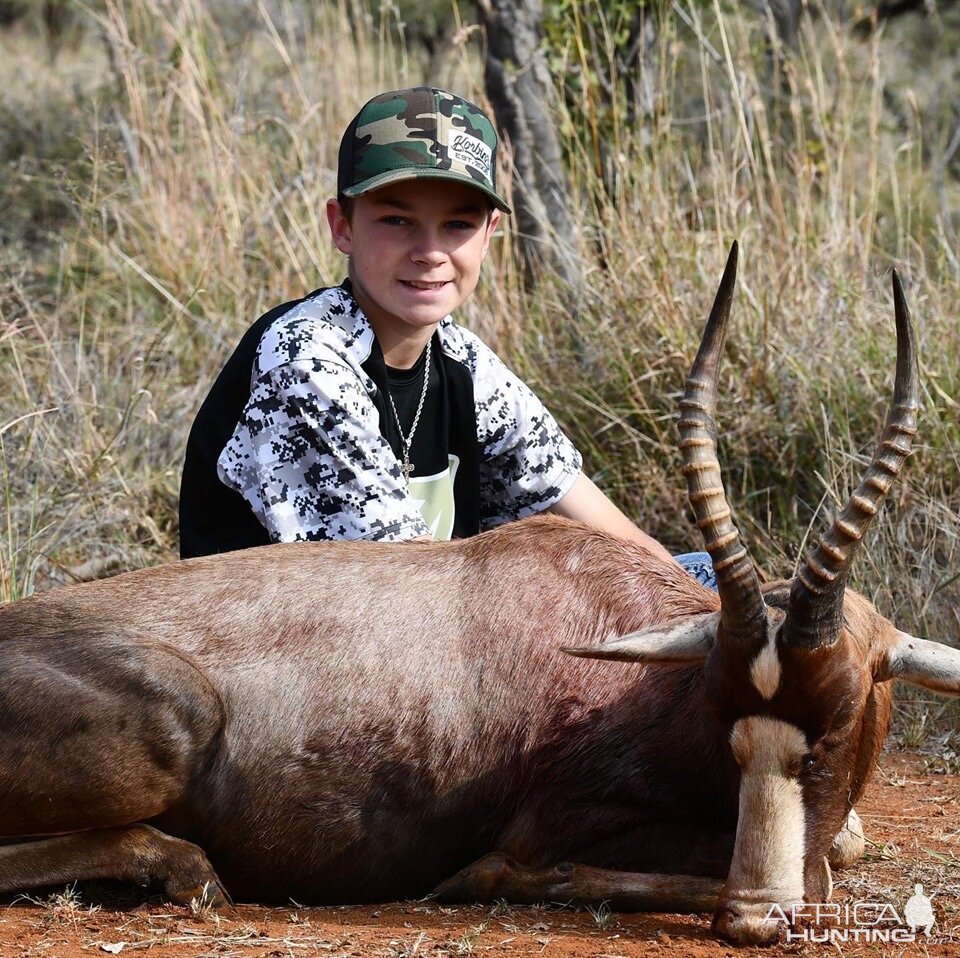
left=216, top=359, right=430, bottom=542
left=470, top=337, right=583, bottom=528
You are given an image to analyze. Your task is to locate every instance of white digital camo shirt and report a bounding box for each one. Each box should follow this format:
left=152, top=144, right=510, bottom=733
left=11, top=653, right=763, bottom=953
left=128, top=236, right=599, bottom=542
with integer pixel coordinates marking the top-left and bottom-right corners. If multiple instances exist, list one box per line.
left=215, top=285, right=582, bottom=542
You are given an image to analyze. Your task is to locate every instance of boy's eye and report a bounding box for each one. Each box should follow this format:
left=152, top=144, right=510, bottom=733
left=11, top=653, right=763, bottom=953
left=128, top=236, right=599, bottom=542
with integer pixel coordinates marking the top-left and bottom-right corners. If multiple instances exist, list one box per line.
left=380, top=215, right=410, bottom=226
left=447, top=219, right=479, bottom=230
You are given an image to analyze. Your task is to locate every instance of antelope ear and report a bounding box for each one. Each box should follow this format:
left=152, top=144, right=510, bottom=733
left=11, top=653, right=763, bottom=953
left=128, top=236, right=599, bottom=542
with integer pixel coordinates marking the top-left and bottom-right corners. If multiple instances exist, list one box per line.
left=562, top=612, right=719, bottom=664
left=882, top=631, right=960, bottom=696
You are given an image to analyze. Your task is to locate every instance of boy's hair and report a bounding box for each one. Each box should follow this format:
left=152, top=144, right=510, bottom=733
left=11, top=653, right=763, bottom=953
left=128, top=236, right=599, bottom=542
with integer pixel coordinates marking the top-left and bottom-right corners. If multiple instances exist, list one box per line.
left=337, top=87, right=511, bottom=215
left=337, top=195, right=355, bottom=222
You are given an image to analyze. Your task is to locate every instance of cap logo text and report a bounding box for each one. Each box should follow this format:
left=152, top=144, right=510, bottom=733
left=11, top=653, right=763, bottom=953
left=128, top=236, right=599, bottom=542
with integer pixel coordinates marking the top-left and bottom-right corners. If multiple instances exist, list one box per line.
left=449, top=133, right=492, bottom=177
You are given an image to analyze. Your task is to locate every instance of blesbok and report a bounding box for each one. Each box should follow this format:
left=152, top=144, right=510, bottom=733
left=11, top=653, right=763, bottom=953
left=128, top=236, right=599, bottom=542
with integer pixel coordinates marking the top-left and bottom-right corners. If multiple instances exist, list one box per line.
left=1, top=244, right=957, bottom=946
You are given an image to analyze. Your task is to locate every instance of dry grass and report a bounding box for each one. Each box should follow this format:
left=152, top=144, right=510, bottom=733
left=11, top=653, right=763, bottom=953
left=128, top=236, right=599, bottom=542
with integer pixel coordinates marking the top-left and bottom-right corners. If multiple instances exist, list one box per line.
left=507, top=1, right=960, bottom=656
left=0, top=2, right=957, bottom=711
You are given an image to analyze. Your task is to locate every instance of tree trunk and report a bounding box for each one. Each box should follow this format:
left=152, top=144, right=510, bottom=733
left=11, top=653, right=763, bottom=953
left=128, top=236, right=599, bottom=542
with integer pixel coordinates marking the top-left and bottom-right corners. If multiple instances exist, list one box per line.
left=476, top=0, right=582, bottom=289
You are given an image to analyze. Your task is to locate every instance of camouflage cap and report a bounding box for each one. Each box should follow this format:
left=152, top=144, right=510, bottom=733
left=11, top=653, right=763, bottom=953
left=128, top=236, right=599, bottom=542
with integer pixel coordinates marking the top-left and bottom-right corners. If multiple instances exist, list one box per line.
left=337, top=87, right=512, bottom=213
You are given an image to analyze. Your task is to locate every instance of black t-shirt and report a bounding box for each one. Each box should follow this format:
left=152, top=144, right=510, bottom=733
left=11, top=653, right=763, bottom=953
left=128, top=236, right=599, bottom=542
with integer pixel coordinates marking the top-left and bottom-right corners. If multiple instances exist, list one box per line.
left=179, top=282, right=581, bottom=558
left=180, top=289, right=482, bottom=556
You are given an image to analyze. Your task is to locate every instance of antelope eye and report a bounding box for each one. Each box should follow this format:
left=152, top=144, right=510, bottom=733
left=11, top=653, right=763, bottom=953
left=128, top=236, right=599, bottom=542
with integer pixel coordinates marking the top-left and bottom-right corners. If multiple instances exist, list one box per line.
left=788, top=752, right=819, bottom=777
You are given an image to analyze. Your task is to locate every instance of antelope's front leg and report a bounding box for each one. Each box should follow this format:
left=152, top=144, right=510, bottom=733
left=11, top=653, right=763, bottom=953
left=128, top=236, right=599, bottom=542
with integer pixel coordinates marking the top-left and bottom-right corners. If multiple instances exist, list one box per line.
left=0, top=825, right=231, bottom=907
left=432, top=854, right=721, bottom=913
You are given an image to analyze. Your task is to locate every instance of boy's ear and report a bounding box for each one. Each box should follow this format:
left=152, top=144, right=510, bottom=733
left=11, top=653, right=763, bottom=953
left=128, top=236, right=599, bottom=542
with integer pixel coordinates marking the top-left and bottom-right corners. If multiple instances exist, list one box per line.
left=326, top=198, right=353, bottom=254
left=482, top=209, right=501, bottom=256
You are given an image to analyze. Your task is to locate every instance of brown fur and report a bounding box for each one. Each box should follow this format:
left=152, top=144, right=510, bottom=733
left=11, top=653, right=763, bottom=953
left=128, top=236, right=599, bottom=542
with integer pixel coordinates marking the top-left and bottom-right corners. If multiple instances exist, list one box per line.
left=0, top=515, right=906, bottom=921
left=1, top=518, right=729, bottom=904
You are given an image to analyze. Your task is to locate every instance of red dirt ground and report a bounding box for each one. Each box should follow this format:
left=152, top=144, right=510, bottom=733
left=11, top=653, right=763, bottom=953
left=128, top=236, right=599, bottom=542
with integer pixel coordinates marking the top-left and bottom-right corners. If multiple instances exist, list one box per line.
left=2, top=750, right=957, bottom=958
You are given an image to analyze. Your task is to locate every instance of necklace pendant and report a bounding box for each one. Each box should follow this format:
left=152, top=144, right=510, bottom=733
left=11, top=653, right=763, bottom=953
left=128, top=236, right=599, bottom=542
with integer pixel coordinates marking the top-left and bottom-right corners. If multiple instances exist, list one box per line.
left=388, top=337, right=431, bottom=490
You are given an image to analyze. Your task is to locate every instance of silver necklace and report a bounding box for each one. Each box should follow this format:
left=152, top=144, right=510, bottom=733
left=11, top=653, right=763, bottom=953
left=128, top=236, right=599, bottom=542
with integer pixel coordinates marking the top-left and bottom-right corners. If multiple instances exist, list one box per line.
left=387, top=337, right=432, bottom=484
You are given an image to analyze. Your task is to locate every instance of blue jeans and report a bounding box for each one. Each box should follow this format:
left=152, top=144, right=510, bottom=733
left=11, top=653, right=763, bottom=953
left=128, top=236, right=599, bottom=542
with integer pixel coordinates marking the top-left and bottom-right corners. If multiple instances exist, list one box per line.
left=674, top=551, right=717, bottom=591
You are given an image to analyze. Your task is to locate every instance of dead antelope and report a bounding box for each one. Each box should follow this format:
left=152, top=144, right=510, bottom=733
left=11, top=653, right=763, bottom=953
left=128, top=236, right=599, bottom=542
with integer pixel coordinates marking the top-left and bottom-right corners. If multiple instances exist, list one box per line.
left=1, top=244, right=957, bottom=946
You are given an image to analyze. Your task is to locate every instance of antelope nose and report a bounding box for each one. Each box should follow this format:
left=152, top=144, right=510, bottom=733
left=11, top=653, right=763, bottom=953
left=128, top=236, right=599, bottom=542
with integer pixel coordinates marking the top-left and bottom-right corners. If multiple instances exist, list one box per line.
left=712, top=902, right=784, bottom=946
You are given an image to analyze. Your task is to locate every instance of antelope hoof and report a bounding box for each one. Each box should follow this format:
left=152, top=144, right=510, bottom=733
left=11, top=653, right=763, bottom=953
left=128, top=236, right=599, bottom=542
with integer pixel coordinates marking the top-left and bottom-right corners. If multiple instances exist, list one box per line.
left=147, top=835, right=232, bottom=908
left=431, top=853, right=519, bottom=902
left=161, top=870, right=232, bottom=908
left=828, top=808, right=865, bottom=869
left=163, top=875, right=233, bottom=909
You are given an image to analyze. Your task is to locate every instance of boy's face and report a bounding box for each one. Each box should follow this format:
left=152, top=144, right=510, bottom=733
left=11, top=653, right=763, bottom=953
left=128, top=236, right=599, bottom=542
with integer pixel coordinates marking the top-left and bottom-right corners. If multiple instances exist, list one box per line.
left=326, top=179, right=500, bottom=341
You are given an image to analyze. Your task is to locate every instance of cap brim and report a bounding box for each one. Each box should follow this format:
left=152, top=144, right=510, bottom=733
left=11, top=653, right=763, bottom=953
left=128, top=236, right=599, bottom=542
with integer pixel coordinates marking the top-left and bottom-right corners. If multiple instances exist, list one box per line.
left=342, top=167, right=512, bottom=214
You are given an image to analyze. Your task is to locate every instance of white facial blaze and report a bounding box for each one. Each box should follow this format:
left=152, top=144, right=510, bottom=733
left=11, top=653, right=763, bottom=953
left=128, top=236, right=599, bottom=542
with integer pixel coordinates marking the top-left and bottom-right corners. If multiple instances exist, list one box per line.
left=725, top=717, right=808, bottom=905
left=750, top=616, right=783, bottom=700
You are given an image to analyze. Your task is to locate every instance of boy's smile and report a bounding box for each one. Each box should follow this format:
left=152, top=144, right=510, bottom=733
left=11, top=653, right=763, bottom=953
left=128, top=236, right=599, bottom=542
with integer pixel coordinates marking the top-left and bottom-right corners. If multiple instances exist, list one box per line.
left=327, top=179, right=500, bottom=368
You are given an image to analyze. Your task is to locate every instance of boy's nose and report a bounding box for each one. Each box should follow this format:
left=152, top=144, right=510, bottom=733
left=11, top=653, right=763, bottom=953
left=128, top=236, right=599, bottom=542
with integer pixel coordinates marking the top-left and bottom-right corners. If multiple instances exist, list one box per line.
left=410, top=231, right=447, bottom=265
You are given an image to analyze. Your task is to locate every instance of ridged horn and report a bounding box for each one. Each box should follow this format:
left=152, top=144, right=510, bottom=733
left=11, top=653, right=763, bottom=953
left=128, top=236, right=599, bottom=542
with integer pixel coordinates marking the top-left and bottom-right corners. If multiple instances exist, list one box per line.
left=784, top=270, right=919, bottom=649
left=679, top=242, right=766, bottom=641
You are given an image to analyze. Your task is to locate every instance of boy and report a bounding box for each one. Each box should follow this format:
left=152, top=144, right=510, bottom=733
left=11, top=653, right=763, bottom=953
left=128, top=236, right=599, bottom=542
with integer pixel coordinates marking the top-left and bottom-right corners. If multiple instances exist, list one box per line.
left=179, top=86, right=713, bottom=586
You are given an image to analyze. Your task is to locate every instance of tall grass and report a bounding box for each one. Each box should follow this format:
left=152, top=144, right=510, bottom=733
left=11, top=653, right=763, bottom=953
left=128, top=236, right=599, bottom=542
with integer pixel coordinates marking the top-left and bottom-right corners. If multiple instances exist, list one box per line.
left=512, top=0, right=960, bottom=652
left=0, top=0, right=957, bottom=669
